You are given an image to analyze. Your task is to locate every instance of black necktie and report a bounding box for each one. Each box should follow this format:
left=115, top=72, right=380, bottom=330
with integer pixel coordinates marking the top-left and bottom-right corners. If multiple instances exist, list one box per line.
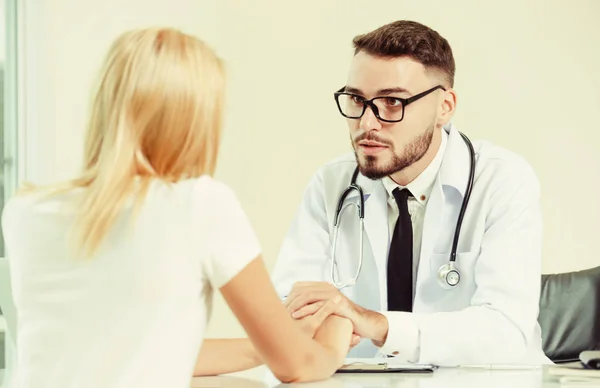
left=387, top=188, right=413, bottom=312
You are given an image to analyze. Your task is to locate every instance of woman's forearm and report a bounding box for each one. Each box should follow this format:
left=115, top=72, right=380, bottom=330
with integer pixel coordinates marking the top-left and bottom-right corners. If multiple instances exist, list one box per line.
left=193, top=317, right=352, bottom=379
left=312, top=315, right=354, bottom=365
left=273, top=315, right=352, bottom=383
left=193, top=338, right=262, bottom=376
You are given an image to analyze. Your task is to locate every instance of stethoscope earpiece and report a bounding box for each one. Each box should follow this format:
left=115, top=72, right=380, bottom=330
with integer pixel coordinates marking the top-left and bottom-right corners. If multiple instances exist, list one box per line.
left=437, top=262, right=461, bottom=289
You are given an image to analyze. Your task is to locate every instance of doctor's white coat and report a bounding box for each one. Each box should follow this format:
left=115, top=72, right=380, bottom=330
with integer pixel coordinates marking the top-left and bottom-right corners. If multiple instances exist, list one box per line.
left=271, top=124, right=552, bottom=366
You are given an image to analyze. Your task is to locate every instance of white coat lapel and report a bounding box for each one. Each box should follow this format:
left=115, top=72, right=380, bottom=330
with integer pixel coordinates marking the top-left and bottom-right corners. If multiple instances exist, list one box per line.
left=419, top=123, right=473, bottom=273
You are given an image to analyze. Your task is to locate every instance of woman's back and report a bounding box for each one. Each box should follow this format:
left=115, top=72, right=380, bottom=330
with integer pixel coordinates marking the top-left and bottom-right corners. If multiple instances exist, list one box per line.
left=2, top=176, right=261, bottom=388
left=0, top=26, right=353, bottom=387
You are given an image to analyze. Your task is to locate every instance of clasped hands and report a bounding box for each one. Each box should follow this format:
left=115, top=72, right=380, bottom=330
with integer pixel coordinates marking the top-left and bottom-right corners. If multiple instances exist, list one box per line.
left=285, top=281, right=389, bottom=349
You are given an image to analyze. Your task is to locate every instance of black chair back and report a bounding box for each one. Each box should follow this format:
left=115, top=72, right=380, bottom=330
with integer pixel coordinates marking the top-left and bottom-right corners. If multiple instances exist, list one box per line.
left=539, top=265, right=600, bottom=362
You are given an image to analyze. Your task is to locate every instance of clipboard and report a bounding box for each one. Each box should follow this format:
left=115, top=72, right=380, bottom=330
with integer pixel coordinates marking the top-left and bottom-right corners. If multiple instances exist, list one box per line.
left=336, top=359, right=437, bottom=374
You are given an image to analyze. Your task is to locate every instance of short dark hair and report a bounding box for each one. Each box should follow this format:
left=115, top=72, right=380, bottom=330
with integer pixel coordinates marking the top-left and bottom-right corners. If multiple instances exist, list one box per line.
left=352, top=20, right=456, bottom=87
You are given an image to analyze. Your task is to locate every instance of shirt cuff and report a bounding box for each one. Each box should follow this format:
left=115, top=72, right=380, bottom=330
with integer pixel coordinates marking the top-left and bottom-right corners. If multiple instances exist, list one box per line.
left=376, top=311, right=421, bottom=362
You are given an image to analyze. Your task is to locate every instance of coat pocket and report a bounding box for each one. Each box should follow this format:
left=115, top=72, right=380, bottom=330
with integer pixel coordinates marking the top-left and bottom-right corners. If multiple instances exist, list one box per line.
left=418, top=251, right=480, bottom=311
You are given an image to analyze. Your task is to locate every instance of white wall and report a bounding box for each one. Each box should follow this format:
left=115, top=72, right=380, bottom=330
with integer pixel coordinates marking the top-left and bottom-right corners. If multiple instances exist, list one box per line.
left=20, top=0, right=218, bottom=185
left=18, top=0, right=600, bottom=340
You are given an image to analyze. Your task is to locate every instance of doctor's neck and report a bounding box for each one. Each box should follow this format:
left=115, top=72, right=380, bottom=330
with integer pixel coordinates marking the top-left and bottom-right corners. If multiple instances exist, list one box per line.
left=389, top=128, right=442, bottom=186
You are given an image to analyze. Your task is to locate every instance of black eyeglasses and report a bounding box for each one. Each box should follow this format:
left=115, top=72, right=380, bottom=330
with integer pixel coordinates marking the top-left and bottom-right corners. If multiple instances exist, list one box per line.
left=333, top=85, right=446, bottom=123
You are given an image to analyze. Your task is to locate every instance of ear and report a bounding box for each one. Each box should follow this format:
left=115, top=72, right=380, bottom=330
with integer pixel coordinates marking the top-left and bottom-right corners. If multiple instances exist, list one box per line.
left=438, top=88, right=457, bottom=126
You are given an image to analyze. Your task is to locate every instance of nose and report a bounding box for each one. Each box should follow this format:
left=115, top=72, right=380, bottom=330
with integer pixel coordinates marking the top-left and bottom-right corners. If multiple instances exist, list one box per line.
left=358, top=104, right=382, bottom=132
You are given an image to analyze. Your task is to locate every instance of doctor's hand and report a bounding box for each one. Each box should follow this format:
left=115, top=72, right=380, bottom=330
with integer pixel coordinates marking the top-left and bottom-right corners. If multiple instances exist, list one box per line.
left=285, top=282, right=389, bottom=345
left=285, top=282, right=353, bottom=319
left=292, top=297, right=361, bottom=351
left=294, top=298, right=338, bottom=337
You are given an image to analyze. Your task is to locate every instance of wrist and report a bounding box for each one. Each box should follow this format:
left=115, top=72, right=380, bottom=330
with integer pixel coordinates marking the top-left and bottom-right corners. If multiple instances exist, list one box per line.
left=244, top=340, right=263, bottom=366
left=353, top=305, right=389, bottom=345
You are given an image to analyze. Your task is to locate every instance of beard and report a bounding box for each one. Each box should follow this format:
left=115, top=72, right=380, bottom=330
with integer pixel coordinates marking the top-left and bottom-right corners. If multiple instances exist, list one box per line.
left=352, top=124, right=434, bottom=180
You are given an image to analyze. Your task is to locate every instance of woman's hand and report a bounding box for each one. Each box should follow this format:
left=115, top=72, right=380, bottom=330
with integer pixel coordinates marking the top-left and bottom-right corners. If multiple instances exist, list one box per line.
left=349, top=334, right=361, bottom=350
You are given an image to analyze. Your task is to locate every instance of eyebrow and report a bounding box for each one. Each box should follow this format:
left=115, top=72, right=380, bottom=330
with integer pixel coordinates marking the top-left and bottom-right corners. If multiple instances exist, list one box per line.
left=344, top=86, right=412, bottom=96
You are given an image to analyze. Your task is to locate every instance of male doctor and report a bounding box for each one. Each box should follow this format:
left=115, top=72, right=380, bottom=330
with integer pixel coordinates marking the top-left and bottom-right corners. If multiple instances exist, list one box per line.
left=271, top=20, right=551, bottom=366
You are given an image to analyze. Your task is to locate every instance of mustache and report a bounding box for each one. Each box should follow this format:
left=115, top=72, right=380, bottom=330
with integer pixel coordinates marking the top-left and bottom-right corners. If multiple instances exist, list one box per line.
left=353, top=132, right=392, bottom=147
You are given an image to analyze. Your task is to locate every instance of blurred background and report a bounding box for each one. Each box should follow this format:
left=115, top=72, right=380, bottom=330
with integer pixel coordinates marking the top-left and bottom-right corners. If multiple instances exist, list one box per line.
left=1, top=0, right=599, bottom=370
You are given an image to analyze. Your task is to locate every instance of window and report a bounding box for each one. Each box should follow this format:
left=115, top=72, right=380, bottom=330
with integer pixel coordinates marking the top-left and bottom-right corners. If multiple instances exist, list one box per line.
left=1, top=0, right=19, bottom=372
left=0, top=1, right=4, bottom=254
left=1, top=0, right=18, bottom=256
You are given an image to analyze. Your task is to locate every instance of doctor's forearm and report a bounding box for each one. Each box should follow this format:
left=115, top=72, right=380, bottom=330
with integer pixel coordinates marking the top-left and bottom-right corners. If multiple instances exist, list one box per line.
left=351, top=304, right=389, bottom=345
left=193, top=338, right=262, bottom=376
left=381, top=306, right=530, bottom=365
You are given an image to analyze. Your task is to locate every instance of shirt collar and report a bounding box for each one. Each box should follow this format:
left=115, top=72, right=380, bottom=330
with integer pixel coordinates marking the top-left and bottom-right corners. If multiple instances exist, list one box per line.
left=382, top=128, right=448, bottom=206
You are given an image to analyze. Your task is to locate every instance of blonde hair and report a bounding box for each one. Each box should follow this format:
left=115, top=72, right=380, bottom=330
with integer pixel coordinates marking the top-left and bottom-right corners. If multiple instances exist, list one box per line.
left=21, top=27, right=226, bottom=257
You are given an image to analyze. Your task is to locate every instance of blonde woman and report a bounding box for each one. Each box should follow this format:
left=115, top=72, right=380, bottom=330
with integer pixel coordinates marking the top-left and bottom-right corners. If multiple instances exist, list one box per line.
left=1, top=28, right=353, bottom=388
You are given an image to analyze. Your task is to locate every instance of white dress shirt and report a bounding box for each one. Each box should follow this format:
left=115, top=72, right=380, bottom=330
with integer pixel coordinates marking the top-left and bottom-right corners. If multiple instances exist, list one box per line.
left=378, top=128, right=447, bottom=360
left=381, top=128, right=448, bottom=300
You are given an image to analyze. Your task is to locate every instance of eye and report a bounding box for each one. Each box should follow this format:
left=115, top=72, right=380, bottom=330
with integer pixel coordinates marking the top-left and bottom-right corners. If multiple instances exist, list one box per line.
left=385, top=98, right=402, bottom=107
left=350, top=95, right=364, bottom=104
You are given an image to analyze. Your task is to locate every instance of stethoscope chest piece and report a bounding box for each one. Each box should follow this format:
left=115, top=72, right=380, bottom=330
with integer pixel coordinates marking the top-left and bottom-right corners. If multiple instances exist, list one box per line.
left=437, top=262, right=461, bottom=289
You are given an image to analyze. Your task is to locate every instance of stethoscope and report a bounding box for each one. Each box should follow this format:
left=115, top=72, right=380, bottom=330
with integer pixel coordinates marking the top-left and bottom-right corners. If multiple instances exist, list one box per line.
left=330, top=131, right=476, bottom=290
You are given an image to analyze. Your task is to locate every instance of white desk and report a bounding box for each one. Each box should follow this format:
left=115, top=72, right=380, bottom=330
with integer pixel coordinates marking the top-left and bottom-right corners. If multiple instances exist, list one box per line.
left=0, top=365, right=596, bottom=387
left=190, top=365, right=598, bottom=388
